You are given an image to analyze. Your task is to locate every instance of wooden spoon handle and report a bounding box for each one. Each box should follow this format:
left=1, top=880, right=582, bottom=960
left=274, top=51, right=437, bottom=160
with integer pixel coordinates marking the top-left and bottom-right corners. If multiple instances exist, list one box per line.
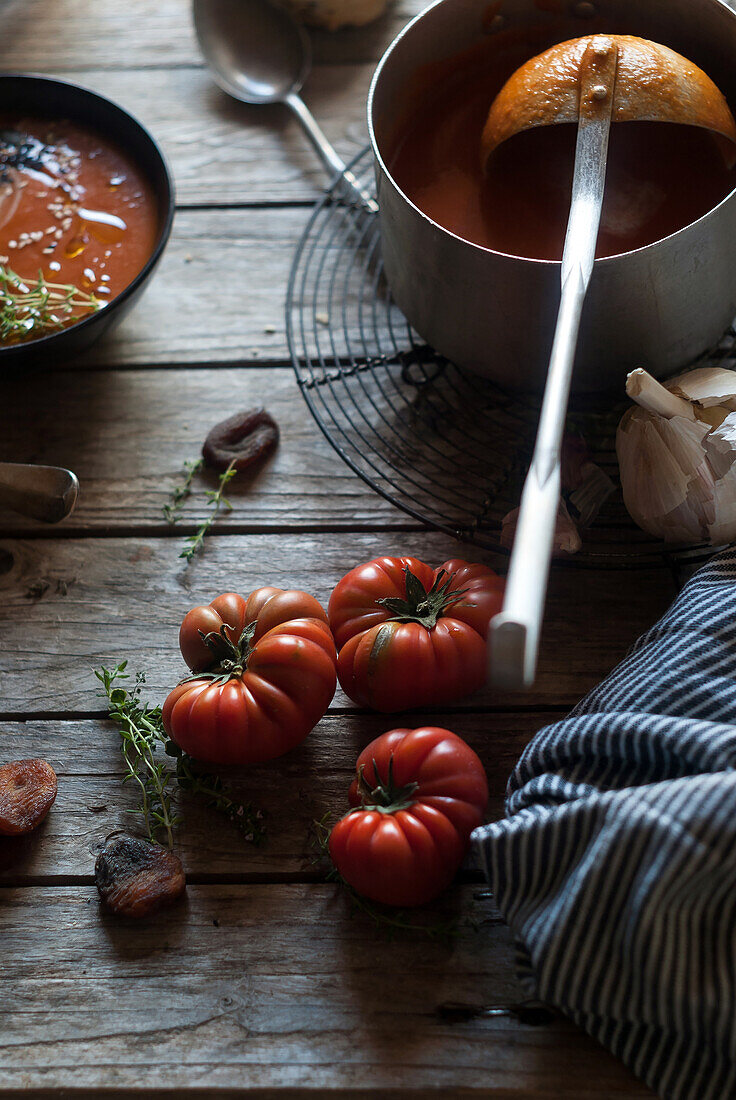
left=489, top=40, right=617, bottom=691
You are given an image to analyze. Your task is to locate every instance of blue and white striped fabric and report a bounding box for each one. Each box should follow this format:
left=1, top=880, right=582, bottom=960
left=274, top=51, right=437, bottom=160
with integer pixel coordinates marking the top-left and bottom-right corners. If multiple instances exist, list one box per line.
left=473, top=546, right=736, bottom=1100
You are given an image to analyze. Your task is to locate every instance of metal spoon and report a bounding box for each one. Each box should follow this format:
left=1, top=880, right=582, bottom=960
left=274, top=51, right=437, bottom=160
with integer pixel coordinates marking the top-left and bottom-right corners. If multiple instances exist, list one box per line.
left=193, top=0, right=378, bottom=213
left=0, top=463, right=79, bottom=523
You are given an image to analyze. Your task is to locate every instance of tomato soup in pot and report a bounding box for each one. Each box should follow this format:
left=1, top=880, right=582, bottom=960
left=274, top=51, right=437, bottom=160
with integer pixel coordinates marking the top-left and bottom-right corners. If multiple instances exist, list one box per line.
left=388, top=54, right=736, bottom=261
left=368, top=0, right=736, bottom=390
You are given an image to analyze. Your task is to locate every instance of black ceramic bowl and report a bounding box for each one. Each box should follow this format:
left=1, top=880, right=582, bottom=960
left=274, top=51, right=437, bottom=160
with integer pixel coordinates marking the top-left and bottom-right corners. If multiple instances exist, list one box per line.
left=0, top=74, right=174, bottom=369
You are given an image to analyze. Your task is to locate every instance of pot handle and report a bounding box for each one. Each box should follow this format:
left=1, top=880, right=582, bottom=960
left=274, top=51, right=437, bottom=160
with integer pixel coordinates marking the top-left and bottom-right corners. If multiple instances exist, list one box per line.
left=488, top=42, right=615, bottom=689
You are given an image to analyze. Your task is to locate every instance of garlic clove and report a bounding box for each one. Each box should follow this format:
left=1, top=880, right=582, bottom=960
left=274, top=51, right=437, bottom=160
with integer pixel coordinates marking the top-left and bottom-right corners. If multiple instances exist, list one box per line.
left=704, top=410, right=736, bottom=478
left=708, top=468, right=736, bottom=545
left=708, top=477, right=736, bottom=545
left=695, top=405, right=732, bottom=428
left=616, top=412, right=713, bottom=540
left=568, top=461, right=615, bottom=527
left=501, top=499, right=582, bottom=555
left=653, top=415, right=712, bottom=482
left=554, top=500, right=583, bottom=555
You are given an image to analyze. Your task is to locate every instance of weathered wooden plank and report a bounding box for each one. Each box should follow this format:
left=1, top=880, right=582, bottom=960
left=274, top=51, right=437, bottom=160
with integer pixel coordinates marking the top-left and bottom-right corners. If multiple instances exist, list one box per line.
left=0, top=884, right=651, bottom=1097
left=0, top=364, right=679, bottom=555
left=0, top=368, right=409, bottom=531
left=45, top=206, right=388, bottom=367
left=0, top=0, right=427, bottom=70
left=0, top=532, right=676, bottom=713
left=42, top=65, right=373, bottom=206
left=0, top=0, right=200, bottom=70
left=0, top=711, right=546, bottom=879
left=80, top=207, right=306, bottom=366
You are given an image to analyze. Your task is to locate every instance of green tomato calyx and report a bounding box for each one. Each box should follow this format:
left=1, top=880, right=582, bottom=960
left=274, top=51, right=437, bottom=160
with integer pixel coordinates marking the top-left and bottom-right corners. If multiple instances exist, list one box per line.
left=376, top=566, right=469, bottom=630
left=182, top=620, right=257, bottom=683
left=354, top=756, right=418, bottom=815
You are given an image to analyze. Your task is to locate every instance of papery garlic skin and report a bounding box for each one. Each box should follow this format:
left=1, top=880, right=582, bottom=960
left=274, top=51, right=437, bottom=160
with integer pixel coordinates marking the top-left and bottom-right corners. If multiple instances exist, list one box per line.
left=667, top=367, right=736, bottom=410
left=617, top=367, right=736, bottom=545
left=502, top=499, right=583, bottom=556
left=502, top=435, right=614, bottom=556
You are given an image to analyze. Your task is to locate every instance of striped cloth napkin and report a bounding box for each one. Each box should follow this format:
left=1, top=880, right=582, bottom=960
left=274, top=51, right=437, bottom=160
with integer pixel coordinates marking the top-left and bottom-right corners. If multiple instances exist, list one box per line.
left=473, top=546, right=736, bottom=1100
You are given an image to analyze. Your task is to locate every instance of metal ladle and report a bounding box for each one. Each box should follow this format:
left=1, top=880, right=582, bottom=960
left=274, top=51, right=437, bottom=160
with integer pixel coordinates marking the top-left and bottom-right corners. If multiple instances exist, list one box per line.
left=485, top=34, right=736, bottom=690
left=193, top=0, right=378, bottom=213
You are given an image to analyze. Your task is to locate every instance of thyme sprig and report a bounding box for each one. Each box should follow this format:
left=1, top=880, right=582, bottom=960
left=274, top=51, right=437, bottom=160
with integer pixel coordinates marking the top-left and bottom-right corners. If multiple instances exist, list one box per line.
left=179, top=460, right=238, bottom=562
left=166, top=739, right=265, bottom=843
left=95, top=662, right=265, bottom=847
left=163, top=458, right=203, bottom=524
left=95, top=663, right=179, bottom=848
left=310, top=814, right=460, bottom=941
left=0, top=264, right=103, bottom=343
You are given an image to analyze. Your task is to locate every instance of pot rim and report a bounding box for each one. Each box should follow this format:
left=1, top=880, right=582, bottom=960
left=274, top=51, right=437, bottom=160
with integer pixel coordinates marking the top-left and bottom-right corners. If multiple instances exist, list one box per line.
left=367, top=0, right=736, bottom=269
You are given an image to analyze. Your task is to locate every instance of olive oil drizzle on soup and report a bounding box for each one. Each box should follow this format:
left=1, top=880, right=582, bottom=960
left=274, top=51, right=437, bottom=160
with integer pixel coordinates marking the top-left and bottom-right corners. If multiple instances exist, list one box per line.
left=0, top=119, right=159, bottom=342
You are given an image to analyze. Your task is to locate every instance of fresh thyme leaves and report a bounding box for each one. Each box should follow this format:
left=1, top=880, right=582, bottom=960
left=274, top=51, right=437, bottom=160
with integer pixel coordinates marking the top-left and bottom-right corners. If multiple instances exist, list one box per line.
left=95, top=661, right=265, bottom=847
left=179, top=460, right=238, bottom=562
left=165, top=738, right=265, bottom=844
left=166, top=406, right=280, bottom=559
left=163, top=458, right=238, bottom=560
left=310, top=815, right=460, bottom=941
left=163, top=458, right=203, bottom=524
left=95, top=663, right=179, bottom=849
left=0, top=264, right=102, bottom=344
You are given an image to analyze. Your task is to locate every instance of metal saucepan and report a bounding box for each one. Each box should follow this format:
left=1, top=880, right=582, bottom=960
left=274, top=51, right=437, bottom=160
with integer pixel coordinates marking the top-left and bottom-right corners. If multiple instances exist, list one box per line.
left=368, top=0, right=736, bottom=392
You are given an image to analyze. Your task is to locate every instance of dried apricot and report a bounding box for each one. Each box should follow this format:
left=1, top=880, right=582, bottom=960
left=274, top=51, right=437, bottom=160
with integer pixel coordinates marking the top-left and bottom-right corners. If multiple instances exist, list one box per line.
left=95, top=834, right=186, bottom=918
left=202, top=407, right=279, bottom=472
left=0, top=759, right=57, bottom=835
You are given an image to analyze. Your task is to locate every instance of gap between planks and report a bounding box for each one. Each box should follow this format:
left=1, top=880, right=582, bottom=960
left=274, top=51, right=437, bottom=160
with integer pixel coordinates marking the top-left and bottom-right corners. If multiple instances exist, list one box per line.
left=0, top=870, right=489, bottom=888
left=0, top=704, right=572, bottom=722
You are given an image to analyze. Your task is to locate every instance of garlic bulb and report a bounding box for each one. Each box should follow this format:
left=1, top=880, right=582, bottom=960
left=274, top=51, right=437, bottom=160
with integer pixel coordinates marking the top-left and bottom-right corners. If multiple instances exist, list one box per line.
left=616, top=366, right=736, bottom=544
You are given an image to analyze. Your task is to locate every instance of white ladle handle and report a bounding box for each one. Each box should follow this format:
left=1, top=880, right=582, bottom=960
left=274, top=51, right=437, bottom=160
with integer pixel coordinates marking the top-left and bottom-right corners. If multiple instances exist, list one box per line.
left=285, top=92, right=379, bottom=214
left=489, top=37, right=617, bottom=690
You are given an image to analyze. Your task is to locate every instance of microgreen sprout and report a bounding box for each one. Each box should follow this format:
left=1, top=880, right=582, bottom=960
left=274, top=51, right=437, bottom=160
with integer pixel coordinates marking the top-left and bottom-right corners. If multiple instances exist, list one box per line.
left=0, top=264, right=102, bottom=343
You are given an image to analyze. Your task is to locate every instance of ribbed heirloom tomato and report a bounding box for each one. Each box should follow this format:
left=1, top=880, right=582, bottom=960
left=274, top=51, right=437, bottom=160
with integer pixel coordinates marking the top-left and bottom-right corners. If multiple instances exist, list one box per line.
left=163, top=588, right=337, bottom=765
left=328, top=556, right=504, bottom=711
left=329, top=726, right=488, bottom=907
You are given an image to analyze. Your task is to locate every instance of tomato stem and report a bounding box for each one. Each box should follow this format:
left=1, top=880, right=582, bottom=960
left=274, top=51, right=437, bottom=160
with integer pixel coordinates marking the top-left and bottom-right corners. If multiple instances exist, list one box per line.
left=354, top=756, right=418, bottom=815
left=375, top=566, right=469, bottom=629
left=181, top=620, right=257, bottom=684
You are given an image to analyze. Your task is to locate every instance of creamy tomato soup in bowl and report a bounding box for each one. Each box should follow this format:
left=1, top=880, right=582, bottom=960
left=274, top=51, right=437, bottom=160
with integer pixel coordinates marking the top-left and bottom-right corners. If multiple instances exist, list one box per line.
left=0, top=75, right=173, bottom=368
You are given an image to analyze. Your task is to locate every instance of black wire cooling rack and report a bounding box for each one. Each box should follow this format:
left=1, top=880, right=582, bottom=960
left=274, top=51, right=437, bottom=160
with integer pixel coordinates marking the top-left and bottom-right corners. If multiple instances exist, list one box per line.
left=286, top=145, right=736, bottom=566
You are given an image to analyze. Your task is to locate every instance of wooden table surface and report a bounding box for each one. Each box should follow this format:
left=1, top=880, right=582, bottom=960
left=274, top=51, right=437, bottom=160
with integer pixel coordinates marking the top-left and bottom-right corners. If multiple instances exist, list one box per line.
left=0, top=2, right=682, bottom=1095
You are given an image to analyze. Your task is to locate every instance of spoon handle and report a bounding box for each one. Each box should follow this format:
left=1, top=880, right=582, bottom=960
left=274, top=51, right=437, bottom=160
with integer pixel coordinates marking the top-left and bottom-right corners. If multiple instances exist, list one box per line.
left=0, top=463, right=79, bottom=523
left=285, top=91, right=379, bottom=214
left=489, top=38, right=617, bottom=690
